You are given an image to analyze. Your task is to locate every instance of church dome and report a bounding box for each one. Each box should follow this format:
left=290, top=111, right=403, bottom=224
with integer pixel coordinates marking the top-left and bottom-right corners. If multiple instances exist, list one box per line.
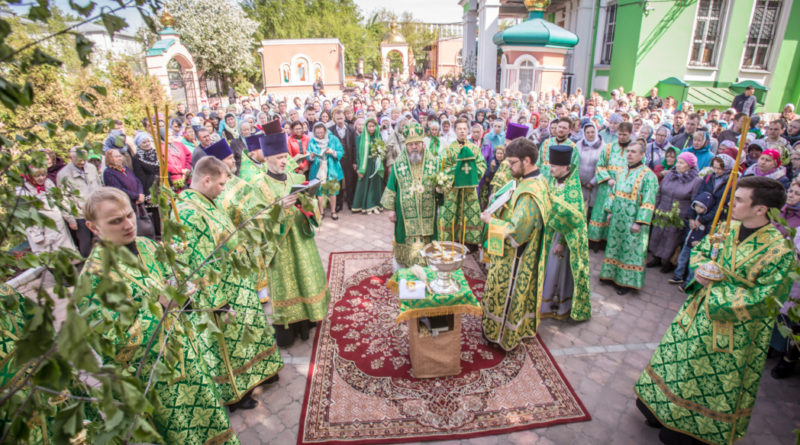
left=382, top=20, right=407, bottom=45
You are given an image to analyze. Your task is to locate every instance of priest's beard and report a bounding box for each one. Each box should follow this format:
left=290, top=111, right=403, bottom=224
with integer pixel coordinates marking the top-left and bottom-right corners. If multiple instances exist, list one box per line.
left=408, top=152, right=423, bottom=164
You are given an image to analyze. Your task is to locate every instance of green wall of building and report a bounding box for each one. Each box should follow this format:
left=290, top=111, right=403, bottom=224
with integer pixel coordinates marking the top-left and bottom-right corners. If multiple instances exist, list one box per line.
left=591, top=0, right=800, bottom=111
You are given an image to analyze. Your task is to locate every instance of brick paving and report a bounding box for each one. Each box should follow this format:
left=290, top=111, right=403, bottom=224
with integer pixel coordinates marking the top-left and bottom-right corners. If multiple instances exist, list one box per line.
left=232, top=209, right=800, bottom=445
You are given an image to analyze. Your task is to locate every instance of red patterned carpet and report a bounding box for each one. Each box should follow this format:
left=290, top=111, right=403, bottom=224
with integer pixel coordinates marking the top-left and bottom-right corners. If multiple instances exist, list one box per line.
left=298, top=251, right=590, bottom=444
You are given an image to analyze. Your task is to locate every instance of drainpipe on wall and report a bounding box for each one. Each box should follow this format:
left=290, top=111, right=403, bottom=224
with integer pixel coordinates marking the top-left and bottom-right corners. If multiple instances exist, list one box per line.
left=586, top=0, right=601, bottom=93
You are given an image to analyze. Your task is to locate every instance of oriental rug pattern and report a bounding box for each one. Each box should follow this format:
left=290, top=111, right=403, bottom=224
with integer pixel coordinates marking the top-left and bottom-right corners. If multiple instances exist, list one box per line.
left=298, top=251, right=590, bottom=444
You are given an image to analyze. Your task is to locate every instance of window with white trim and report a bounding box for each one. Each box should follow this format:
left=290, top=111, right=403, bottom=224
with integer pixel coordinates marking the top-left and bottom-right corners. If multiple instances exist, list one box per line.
left=742, top=0, right=783, bottom=70
left=600, top=4, right=616, bottom=65
left=689, top=0, right=726, bottom=67
left=518, top=60, right=535, bottom=94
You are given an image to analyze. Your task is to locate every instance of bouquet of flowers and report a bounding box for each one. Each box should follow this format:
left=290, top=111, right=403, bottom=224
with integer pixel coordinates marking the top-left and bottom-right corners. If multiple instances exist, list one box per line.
left=426, top=171, right=453, bottom=195
left=369, top=140, right=387, bottom=160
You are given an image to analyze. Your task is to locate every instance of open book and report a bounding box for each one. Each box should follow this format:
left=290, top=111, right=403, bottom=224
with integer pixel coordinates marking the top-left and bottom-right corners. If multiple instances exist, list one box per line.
left=290, top=178, right=321, bottom=196
left=484, top=180, right=516, bottom=216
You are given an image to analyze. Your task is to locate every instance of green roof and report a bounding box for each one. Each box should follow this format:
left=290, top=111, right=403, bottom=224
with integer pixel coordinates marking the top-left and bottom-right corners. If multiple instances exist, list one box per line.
left=729, top=80, right=769, bottom=91
left=686, top=87, right=736, bottom=109
left=659, top=76, right=689, bottom=87
left=147, top=38, right=175, bottom=56
left=492, top=15, right=578, bottom=48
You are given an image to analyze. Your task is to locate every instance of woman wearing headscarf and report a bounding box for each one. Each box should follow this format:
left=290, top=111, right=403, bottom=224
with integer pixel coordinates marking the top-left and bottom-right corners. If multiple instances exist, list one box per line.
left=17, top=165, right=76, bottom=253
left=441, top=118, right=457, bottom=147
left=647, top=152, right=702, bottom=273
left=577, top=121, right=604, bottom=213
left=132, top=132, right=161, bottom=237
left=645, top=125, right=674, bottom=171
left=77, top=187, right=237, bottom=444
left=743, top=148, right=790, bottom=189
left=103, top=148, right=144, bottom=207
left=204, top=119, right=221, bottom=143
left=654, top=145, right=680, bottom=182
left=353, top=118, right=385, bottom=214
left=180, top=126, right=197, bottom=152
left=166, top=136, right=192, bottom=189
left=474, top=108, right=487, bottom=129
left=220, top=113, right=239, bottom=141
left=682, top=130, right=714, bottom=170
left=424, top=120, right=443, bottom=158
left=637, top=121, right=654, bottom=144
left=308, top=122, right=345, bottom=220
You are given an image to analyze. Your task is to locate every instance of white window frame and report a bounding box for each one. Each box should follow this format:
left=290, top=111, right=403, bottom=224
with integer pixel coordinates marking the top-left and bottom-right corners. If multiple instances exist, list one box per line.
left=688, top=0, right=728, bottom=67
left=599, top=3, right=616, bottom=66
left=741, top=0, right=784, bottom=71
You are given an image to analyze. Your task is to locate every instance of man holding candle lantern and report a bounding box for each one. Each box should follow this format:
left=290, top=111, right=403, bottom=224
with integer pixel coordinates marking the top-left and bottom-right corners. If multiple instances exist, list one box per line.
left=635, top=176, right=793, bottom=445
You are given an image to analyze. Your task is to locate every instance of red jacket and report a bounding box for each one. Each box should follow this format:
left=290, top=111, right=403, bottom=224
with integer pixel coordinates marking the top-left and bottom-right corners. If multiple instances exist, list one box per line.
left=288, top=134, right=310, bottom=172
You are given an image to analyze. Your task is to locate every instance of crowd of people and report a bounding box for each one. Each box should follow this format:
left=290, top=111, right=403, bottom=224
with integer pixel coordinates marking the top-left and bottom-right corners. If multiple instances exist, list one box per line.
left=12, top=74, right=800, bottom=445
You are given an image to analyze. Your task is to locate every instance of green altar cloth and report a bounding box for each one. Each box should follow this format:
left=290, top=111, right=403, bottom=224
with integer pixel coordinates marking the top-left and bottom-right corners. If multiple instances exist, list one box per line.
left=387, top=267, right=482, bottom=323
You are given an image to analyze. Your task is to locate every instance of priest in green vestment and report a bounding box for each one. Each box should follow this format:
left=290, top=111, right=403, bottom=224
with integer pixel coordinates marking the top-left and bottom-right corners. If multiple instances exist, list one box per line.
left=588, top=122, right=634, bottom=245
left=178, top=149, right=283, bottom=411
left=256, top=127, right=331, bottom=348
left=353, top=118, right=385, bottom=214
left=599, top=141, right=658, bottom=294
left=480, top=137, right=551, bottom=351
left=439, top=118, right=486, bottom=247
left=239, top=132, right=266, bottom=181
left=78, top=186, right=238, bottom=444
left=540, top=145, right=592, bottom=321
left=538, top=117, right=579, bottom=178
left=635, top=177, right=793, bottom=445
left=380, top=122, right=439, bottom=269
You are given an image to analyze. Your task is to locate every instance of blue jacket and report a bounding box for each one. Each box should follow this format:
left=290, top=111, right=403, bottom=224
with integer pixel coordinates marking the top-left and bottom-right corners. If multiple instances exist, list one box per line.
left=308, top=131, right=345, bottom=182
left=681, top=132, right=714, bottom=170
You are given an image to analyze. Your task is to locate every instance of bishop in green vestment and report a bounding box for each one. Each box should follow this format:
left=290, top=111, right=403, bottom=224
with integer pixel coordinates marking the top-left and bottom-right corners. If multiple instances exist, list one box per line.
left=540, top=145, right=592, bottom=321
left=480, top=138, right=551, bottom=351
left=588, top=123, right=634, bottom=243
left=380, top=122, right=439, bottom=269
left=257, top=129, right=330, bottom=347
left=439, top=119, right=486, bottom=246
left=353, top=118, right=385, bottom=213
left=599, top=141, right=658, bottom=294
left=635, top=177, right=793, bottom=445
left=178, top=150, right=283, bottom=410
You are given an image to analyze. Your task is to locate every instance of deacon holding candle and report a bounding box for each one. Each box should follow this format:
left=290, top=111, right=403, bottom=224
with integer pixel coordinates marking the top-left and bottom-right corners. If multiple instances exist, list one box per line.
left=539, top=145, right=591, bottom=321
left=381, top=122, right=440, bottom=269
left=634, top=176, right=793, bottom=445
left=479, top=138, right=551, bottom=351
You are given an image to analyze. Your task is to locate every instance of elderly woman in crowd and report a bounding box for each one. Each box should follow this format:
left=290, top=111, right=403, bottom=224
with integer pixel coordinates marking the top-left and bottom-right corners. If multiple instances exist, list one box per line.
left=17, top=165, right=77, bottom=254
left=743, top=148, right=790, bottom=189
left=308, top=122, right=345, bottom=220
left=179, top=125, right=197, bottom=152
left=103, top=148, right=144, bottom=210
left=653, top=146, right=680, bottom=182
left=647, top=152, right=702, bottom=273
left=132, top=132, right=162, bottom=238
left=645, top=125, right=673, bottom=171
left=425, top=120, right=443, bottom=158
left=77, top=187, right=236, bottom=444
left=577, top=121, right=604, bottom=213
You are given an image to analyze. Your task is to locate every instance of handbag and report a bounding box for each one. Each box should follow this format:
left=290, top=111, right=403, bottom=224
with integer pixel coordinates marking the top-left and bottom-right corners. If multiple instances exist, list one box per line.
left=135, top=203, right=155, bottom=239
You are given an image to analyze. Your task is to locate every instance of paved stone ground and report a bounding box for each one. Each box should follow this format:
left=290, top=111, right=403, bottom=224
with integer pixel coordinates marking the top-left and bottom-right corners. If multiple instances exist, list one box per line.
left=231, top=209, right=800, bottom=445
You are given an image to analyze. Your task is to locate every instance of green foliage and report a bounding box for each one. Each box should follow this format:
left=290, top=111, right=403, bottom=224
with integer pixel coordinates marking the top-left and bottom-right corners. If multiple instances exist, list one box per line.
left=652, top=201, right=684, bottom=229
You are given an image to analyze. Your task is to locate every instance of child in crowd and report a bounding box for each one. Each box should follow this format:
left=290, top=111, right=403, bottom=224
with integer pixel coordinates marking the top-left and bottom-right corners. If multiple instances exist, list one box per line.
left=668, top=191, right=715, bottom=288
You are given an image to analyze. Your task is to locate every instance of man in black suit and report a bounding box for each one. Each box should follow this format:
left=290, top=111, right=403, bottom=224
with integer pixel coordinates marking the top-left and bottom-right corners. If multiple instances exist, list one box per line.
left=330, top=107, right=357, bottom=211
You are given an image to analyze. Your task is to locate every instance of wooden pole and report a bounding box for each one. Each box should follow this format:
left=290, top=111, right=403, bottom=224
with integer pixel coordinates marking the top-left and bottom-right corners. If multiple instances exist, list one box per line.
left=709, top=116, right=750, bottom=235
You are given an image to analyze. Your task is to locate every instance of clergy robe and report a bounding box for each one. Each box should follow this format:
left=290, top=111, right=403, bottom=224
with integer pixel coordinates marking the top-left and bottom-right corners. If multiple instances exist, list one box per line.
left=79, top=238, right=238, bottom=444
left=255, top=171, right=330, bottom=326
left=380, top=147, right=439, bottom=268
left=238, top=153, right=264, bottom=182
left=635, top=222, right=793, bottom=445
left=482, top=172, right=551, bottom=351
left=599, top=163, right=659, bottom=289
left=537, top=136, right=579, bottom=178
left=588, top=141, right=631, bottom=242
left=438, top=140, right=487, bottom=245
left=177, top=190, right=283, bottom=405
left=353, top=128, right=385, bottom=213
left=540, top=167, right=592, bottom=321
